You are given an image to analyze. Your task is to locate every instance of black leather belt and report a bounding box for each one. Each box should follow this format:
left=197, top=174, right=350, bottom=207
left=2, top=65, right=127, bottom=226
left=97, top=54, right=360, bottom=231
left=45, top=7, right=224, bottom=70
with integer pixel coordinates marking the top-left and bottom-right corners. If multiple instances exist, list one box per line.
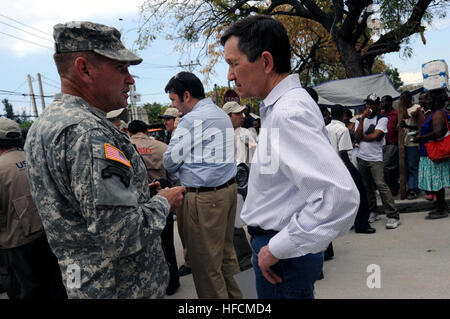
left=186, top=178, right=236, bottom=193
left=247, top=226, right=278, bottom=237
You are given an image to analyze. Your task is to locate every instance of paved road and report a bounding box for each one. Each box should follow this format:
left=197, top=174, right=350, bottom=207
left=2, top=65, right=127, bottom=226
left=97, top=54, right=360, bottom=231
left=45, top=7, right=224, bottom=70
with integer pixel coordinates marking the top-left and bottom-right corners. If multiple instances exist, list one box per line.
left=2, top=198, right=450, bottom=299
left=168, top=209, right=450, bottom=299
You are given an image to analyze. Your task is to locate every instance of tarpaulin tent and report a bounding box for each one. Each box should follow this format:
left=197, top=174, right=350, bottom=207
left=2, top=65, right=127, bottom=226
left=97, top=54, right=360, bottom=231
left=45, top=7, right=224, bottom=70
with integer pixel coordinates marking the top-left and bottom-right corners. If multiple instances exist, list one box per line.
left=313, top=73, right=402, bottom=109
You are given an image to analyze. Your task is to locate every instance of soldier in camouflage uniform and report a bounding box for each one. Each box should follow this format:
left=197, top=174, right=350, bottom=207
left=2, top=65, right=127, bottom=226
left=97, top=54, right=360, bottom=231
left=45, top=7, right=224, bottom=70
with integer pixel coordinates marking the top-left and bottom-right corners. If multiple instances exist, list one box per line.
left=24, top=21, right=185, bottom=299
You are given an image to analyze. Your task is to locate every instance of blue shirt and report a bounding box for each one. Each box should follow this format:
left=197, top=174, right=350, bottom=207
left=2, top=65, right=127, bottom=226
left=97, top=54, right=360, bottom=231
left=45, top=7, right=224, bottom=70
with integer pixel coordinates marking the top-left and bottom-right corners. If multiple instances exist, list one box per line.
left=240, top=74, right=359, bottom=259
left=163, top=98, right=237, bottom=187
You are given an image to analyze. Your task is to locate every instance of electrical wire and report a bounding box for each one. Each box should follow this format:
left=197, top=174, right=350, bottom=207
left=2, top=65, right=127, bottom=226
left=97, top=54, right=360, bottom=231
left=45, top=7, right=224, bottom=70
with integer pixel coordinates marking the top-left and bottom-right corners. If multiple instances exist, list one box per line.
left=0, top=13, right=51, bottom=36
left=0, top=20, right=53, bottom=43
left=0, top=30, right=53, bottom=50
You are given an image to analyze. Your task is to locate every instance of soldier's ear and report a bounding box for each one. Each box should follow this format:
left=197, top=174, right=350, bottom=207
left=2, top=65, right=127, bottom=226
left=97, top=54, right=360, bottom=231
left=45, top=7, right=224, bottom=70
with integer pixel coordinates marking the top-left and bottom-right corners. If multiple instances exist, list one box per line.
left=74, top=57, right=94, bottom=83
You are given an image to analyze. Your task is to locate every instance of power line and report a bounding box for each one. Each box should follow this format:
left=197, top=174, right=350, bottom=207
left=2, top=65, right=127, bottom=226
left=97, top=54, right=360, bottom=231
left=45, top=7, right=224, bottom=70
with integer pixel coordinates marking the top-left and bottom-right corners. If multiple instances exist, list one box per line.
left=0, top=20, right=53, bottom=43
left=0, top=13, right=51, bottom=36
left=0, top=89, right=54, bottom=98
left=41, top=74, right=59, bottom=85
left=41, top=80, right=60, bottom=90
left=0, top=30, right=53, bottom=50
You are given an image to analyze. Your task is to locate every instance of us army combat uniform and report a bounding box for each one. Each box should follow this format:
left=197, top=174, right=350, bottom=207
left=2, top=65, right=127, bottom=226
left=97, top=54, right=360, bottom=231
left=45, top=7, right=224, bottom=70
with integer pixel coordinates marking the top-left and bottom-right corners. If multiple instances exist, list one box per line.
left=24, top=94, right=170, bottom=299
left=0, top=148, right=66, bottom=299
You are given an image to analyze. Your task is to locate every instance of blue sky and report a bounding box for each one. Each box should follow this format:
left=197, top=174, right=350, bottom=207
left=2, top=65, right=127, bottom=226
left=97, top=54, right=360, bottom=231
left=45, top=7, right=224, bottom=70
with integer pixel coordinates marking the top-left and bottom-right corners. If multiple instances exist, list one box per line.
left=1, top=1, right=449, bottom=118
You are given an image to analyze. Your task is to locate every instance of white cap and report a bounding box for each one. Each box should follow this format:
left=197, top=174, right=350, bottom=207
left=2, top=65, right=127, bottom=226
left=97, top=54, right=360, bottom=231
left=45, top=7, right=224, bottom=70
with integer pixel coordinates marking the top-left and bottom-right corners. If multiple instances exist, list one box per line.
left=222, top=101, right=246, bottom=115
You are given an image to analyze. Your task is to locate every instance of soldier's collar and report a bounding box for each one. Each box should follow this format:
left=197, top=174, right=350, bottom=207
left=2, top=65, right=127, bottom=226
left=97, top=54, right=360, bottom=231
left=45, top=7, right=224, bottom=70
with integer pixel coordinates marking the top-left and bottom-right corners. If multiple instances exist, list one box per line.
left=56, top=93, right=108, bottom=118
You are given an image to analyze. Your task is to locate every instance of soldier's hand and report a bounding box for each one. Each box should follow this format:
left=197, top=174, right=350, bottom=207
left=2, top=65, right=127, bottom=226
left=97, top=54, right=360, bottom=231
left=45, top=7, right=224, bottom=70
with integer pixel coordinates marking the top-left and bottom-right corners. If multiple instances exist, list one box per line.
left=158, top=186, right=186, bottom=210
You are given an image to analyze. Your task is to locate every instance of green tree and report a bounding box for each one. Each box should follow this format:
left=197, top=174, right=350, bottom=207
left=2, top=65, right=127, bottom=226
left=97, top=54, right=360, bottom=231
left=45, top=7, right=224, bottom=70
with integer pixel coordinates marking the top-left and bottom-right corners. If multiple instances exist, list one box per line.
left=142, top=102, right=170, bottom=124
left=137, top=0, right=449, bottom=78
left=19, top=121, right=34, bottom=129
left=385, top=67, right=404, bottom=90
left=2, top=98, right=15, bottom=120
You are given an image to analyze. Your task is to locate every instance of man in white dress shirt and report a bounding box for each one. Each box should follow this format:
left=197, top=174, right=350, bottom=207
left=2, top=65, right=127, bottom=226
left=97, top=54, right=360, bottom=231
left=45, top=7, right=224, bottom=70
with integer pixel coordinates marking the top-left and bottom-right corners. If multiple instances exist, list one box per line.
left=221, top=15, right=359, bottom=299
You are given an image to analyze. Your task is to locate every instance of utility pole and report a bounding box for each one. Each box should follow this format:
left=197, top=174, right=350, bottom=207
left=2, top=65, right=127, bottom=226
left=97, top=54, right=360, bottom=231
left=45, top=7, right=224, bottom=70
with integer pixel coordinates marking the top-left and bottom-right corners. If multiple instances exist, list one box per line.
left=27, top=74, right=39, bottom=118
left=214, top=84, right=219, bottom=105
left=36, top=73, right=46, bottom=110
left=129, top=84, right=136, bottom=121
left=178, top=60, right=201, bottom=72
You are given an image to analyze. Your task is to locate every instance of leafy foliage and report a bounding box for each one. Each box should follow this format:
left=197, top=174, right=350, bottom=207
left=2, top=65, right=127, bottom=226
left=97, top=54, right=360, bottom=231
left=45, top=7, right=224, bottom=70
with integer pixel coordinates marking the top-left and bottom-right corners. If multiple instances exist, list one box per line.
left=385, top=67, right=404, bottom=89
left=2, top=99, right=15, bottom=120
left=137, top=0, right=450, bottom=79
left=142, top=102, right=170, bottom=124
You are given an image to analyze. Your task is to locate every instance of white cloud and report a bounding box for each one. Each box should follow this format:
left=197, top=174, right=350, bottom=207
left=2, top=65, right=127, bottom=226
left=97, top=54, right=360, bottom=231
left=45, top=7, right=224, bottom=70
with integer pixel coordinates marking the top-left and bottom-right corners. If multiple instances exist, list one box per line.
left=400, top=72, right=423, bottom=85
left=0, top=0, right=143, bottom=57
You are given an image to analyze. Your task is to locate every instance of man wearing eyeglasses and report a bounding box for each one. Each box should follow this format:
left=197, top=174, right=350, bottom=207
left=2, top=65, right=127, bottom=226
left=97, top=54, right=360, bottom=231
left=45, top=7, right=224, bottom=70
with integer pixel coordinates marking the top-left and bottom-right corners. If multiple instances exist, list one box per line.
left=163, top=72, right=243, bottom=299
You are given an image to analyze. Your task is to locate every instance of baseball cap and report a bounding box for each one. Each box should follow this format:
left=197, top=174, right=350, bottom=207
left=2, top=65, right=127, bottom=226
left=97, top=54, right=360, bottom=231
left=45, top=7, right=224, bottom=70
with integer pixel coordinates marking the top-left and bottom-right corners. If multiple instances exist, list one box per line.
left=0, top=118, right=21, bottom=140
left=222, top=101, right=246, bottom=115
left=364, top=93, right=380, bottom=104
left=158, top=108, right=178, bottom=119
left=53, top=21, right=142, bottom=65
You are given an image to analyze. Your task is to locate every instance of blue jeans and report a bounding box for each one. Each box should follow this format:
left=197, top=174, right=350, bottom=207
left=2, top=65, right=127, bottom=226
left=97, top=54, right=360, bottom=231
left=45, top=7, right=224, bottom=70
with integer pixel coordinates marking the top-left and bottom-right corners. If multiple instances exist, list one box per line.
left=405, top=146, right=419, bottom=193
left=250, top=233, right=324, bottom=299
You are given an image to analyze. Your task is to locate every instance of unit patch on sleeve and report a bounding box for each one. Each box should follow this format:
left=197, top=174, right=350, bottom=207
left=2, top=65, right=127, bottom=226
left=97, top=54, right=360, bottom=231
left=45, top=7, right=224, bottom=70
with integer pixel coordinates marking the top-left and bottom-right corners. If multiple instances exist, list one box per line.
left=101, top=165, right=131, bottom=187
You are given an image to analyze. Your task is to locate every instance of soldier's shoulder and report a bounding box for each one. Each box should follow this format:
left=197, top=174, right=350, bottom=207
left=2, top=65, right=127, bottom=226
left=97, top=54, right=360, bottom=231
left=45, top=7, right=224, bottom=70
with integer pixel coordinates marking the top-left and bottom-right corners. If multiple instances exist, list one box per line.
left=29, top=102, right=109, bottom=146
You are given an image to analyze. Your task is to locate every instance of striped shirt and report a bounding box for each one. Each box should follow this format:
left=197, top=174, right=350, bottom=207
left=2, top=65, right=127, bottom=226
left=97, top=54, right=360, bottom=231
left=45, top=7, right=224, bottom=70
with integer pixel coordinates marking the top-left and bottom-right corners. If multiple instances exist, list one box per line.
left=240, top=74, right=359, bottom=259
left=163, top=98, right=236, bottom=187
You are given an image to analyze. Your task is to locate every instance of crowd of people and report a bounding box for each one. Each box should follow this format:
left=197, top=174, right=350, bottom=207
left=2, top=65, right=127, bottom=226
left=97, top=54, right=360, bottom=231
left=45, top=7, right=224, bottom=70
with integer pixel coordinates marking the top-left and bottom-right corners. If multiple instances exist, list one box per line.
left=0, top=15, right=449, bottom=300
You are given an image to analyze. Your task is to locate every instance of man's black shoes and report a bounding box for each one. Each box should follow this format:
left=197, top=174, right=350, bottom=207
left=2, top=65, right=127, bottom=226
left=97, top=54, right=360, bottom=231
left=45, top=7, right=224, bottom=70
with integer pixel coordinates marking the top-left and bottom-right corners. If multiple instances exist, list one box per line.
left=178, top=265, right=192, bottom=277
left=355, top=227, right=376, bottom=234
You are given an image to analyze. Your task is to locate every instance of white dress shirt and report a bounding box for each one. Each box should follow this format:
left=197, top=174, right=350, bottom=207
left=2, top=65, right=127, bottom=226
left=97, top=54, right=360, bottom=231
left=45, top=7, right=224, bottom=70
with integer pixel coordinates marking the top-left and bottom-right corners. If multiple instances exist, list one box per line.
left=241, top=74, right=359, bottom=259
left=234, top=127, right=257, bottom=165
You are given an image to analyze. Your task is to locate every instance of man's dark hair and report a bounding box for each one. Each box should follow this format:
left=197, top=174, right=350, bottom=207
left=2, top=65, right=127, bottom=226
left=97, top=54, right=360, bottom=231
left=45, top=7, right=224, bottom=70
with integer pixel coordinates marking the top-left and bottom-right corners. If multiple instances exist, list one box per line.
left=164, top=71, right=205, bottom=101
left=220, top=15, right=291, bottom=74
left=343, top=109, right=353, bottom=118
left=382, top=95, right=393, bottom=104
left=128, top=120, right=148, bottom=135
left=331, top=104, right=344, bottom=120
left=305, top=87, right=319, bottom=103
left=400, top=90, right=412, bottom=105
left=428, top=88, right=448, bottom=107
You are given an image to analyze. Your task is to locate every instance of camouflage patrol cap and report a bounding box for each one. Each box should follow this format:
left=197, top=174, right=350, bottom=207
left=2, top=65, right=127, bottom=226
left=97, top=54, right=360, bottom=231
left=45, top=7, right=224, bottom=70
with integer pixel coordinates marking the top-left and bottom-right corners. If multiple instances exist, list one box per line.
left=0, top=118, right=21, bottom=140
left=53, top=21, right=142, bottom=65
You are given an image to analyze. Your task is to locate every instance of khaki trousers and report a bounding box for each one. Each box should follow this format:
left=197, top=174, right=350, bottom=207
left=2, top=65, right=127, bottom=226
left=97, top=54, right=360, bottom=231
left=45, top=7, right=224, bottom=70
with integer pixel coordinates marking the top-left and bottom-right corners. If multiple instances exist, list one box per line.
left=183, top=183, right=243, bottom=299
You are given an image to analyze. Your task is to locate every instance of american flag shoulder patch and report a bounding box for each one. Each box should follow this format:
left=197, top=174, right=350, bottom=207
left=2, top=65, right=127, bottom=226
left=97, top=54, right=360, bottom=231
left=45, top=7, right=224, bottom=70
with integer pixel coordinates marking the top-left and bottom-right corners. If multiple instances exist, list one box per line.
left=104, top=143, right=131, bottom=167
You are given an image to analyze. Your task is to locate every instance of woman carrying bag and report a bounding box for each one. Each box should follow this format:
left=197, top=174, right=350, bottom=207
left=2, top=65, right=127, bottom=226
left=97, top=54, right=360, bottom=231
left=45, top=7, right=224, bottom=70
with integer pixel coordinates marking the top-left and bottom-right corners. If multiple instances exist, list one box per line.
left=414, top=89, right=450, bottom=219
